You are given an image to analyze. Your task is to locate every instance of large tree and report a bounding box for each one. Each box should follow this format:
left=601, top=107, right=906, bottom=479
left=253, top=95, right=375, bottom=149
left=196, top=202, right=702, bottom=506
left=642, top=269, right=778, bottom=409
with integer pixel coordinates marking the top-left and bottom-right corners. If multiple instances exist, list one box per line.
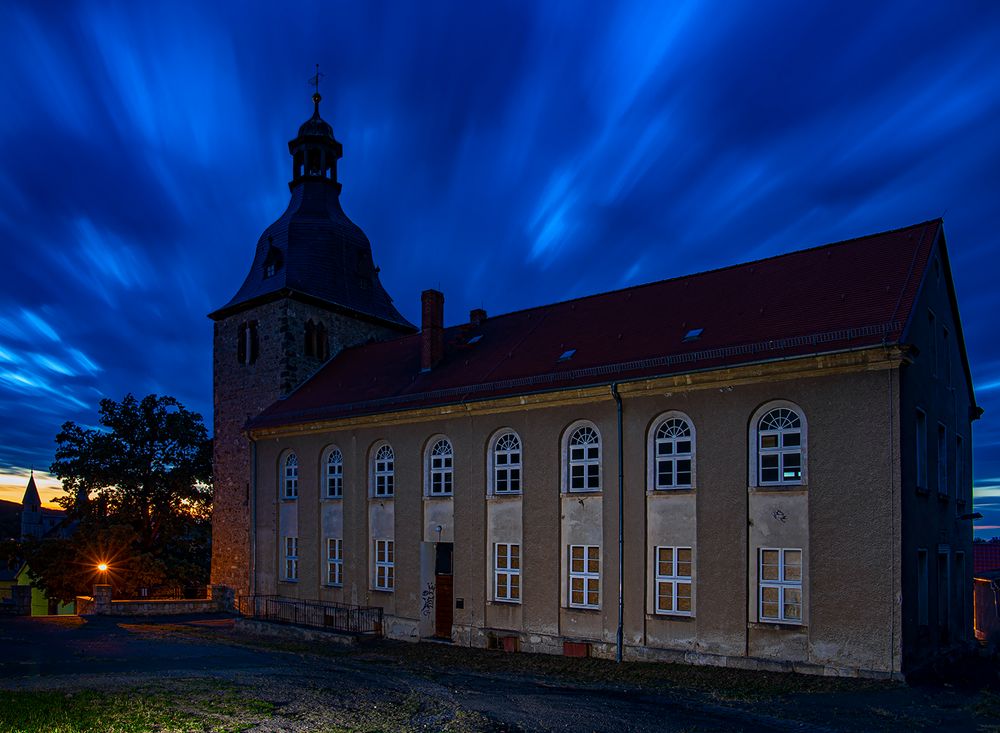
left=24, top=394, right=213, bottom=602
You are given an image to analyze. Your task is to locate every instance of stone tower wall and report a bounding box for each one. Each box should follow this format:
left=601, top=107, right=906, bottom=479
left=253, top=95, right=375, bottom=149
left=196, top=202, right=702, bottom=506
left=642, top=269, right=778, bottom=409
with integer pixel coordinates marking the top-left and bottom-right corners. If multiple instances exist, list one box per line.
left=210, top=298, right=406, bottom=594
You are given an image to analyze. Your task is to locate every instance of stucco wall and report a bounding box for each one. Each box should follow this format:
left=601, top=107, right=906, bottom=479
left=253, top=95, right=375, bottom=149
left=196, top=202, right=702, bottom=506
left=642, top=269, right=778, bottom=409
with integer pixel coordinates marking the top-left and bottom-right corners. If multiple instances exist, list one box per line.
left=250, top=355, right=907, bottom=675
left=898, top=236, right=976, bottom=671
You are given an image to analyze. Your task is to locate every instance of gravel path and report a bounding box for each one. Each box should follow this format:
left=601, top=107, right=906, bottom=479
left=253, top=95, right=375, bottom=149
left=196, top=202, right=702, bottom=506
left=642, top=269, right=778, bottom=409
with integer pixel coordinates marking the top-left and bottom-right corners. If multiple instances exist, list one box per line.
left=0, top=615, right=993, bottom=732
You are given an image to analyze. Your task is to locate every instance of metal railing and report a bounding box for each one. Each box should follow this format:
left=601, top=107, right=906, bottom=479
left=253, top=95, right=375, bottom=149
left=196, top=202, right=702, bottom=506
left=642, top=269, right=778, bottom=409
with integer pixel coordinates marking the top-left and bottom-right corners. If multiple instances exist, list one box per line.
left=237, top=594, right=383, bottom=636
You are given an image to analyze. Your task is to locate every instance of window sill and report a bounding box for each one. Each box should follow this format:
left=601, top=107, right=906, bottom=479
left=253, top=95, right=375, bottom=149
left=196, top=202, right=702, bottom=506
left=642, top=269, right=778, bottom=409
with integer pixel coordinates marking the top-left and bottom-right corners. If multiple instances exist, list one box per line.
left=322, top=583, right=344, bottom=589
left=566, top=605, right=601, bottom=613
left=279, top=579, right=299, bottom=584
left=647, top=487, right=695, bottom=496
left=564, top=489, right=602, bottom=496
left=489, top=599, right=522, bottom=606
left=371, top=588, right=394, bottom=594
left=649, top=612, right=694, bottom=621
left=749, top=484, right=807, bottom=494
left=321, top=496, right=343, bottom=502
left=424, top=494, right=454, bottom=501
left=488, top=492, right=522, bottom=501
left=749, top=621, right=805, bottom=631
left=370, top=496, right=394, bottom=502
left=281, top=497, right=298, bottom=502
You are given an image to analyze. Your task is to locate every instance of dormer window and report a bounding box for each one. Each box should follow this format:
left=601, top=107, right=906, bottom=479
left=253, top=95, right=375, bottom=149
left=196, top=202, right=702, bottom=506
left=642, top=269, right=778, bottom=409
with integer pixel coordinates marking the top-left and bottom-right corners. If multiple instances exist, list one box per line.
left=263, top=243, right=283, bottom=279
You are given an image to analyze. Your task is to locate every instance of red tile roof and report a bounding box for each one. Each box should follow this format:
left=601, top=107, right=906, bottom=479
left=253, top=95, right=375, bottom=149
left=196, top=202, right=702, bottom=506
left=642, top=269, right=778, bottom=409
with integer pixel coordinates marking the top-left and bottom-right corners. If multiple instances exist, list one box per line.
left=975, top=544, right=1000, bottom=575
left=251, top=220, right=941, bottom=430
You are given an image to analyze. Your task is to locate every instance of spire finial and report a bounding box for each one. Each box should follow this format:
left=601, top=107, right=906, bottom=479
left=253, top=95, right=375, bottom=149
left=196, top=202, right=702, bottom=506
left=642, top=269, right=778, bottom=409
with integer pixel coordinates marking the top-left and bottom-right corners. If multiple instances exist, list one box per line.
left=308, top=63, right=324, bottom=113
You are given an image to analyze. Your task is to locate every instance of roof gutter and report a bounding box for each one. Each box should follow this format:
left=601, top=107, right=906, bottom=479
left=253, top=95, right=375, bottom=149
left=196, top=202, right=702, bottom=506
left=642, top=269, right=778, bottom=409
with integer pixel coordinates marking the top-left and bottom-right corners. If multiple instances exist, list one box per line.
left=611, top=382, right=624, bottom=664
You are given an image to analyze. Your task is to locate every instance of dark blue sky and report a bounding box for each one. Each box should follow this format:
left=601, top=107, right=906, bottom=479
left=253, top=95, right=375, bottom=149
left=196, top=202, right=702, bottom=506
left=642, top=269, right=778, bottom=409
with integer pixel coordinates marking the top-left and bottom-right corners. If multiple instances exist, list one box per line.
left=1, top=1, right=998, bottom=532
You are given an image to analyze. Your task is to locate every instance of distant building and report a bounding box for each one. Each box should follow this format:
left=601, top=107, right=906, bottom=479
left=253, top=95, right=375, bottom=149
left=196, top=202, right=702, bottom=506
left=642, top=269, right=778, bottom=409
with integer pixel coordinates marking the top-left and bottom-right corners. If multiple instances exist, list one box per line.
left=211, top=92, right=980, bottom=679
left=10, top=472, right=74, bottom=615
left=974, top=542, right=1000, bottom=574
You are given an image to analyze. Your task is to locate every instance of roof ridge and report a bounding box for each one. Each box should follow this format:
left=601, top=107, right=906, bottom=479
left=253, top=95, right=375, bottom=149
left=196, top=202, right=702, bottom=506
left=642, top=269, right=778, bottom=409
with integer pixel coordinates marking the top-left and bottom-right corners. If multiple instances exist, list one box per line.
left=452, top=219, right=940, bottom=328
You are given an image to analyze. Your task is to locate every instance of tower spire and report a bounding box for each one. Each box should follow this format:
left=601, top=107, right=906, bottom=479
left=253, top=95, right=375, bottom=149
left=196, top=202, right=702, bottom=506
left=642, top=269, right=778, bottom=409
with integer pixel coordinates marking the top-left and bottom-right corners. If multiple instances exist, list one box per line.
left=308, top=63, right=324, bottom=112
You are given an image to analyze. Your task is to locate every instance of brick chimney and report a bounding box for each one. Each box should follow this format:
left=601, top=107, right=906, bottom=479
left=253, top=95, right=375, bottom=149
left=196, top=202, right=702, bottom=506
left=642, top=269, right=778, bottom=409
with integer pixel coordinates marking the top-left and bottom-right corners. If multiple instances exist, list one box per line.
left=469, top=308, right=487, bottom=327
left=421, top=289, right=444, bottom=371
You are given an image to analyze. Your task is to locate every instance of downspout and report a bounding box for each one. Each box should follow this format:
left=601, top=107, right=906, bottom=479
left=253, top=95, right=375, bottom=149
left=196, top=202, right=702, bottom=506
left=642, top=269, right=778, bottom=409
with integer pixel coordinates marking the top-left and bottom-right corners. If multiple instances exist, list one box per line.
left=611, top=383, right=624, bottom=663
left=249, top=436, right=258, bottom=599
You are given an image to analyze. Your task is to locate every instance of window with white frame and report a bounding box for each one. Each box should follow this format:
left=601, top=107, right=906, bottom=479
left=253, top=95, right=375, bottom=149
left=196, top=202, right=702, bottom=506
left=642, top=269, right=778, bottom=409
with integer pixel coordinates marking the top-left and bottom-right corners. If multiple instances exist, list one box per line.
left=283, top=453, right=299, bottom=499
left=916, top=409, right=928, bottom=490
left=494, top=543, right=520, bottom=602
left=373, top=444, right=394, bottom=498
left=759, top=548, right=802, bottom=623
left=492, top=431, right=522, bottom=494
left=655, top=546, right=693, bottom=615
left=325, top=448, right=343, bottom=498
left=568, top=425, right=601, bottom=492
left=326, top=538, right=343, bottom=586
left=374, top=539, right=394, bottom=590
left=568, top=545, right=600, bottom=608
left=757, top=408, right=803, bottom=485
left=428, top=438, right=454, bottom=496
left=283, top=536, right=298, bottom=581
left=937, top=424, right=948, bottom=496
left=653, top=417, right=694, bottom=489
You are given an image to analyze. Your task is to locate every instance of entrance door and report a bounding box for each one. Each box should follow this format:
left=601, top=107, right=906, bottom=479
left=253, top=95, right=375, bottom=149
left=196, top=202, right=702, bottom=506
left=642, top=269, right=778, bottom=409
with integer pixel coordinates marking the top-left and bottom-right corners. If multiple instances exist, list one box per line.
left=434, top=542, right=454, bottom=638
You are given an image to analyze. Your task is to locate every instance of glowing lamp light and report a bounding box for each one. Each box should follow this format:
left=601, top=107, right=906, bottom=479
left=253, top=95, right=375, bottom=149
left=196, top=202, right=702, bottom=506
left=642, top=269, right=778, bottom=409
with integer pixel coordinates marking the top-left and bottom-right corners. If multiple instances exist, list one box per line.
left=97, top=563, right=108, bottom=572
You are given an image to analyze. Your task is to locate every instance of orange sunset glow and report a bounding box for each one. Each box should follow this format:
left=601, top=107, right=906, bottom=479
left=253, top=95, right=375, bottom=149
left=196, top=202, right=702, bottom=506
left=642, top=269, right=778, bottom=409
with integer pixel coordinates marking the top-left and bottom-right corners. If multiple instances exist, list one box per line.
left=0, top=470, right=63, bottom=507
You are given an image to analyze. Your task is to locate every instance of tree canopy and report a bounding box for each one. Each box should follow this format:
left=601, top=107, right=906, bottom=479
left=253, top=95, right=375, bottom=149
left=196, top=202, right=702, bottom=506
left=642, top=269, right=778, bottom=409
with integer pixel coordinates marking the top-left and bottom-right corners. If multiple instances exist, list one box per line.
left=22, top=394, right=213, bottom=602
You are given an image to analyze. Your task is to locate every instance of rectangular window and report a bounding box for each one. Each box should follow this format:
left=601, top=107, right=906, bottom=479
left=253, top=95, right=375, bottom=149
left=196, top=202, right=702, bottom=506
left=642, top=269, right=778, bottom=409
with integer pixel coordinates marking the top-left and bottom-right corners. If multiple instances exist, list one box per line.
left=956, top=436, right=965, bottom=504
left=759, top=548, right=802, bottom=623
left=937, top=424, right=948, bottom=496
left=917, top=549, right=929, bottom=626
left=568, top=545, right=600, bottom=609
left=943, top=326, right=951, bottom=387
left=374, top=539, right=394, bottom=591
left=326, top=457, right=342, bottom=498
left=283, top=536, right=298, bottom=581
left=326, top=538, right=343, bottom=586
left=916, top=409, right=927, bottom=490
left=955, top=551, right=966, bottom=639
left=494, top=543, right=521, bottom=602
left=654, top=546, right=693, bottom=615
left=929, top=310, right=938, bottom=377
left=937, top=549, right=950, bottom=630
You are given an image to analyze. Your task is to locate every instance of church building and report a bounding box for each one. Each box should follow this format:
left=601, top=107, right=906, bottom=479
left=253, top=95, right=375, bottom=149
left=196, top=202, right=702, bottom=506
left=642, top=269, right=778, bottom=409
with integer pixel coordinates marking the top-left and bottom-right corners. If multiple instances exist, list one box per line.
left=210, top=92, right=979, bottom=679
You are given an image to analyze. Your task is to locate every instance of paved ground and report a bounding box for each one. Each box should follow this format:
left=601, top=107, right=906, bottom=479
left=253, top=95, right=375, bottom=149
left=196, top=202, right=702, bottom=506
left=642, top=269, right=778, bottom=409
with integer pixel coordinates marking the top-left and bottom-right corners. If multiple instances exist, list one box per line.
left=0, top=614, right=997, bottom=732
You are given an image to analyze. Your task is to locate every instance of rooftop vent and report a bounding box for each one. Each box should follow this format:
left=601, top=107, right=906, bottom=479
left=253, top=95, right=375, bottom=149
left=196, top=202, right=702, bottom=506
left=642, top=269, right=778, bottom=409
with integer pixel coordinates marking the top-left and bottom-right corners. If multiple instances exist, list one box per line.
left=557, top=349, right=576, bottom=362
left=682, top=328, right=703, bottom=343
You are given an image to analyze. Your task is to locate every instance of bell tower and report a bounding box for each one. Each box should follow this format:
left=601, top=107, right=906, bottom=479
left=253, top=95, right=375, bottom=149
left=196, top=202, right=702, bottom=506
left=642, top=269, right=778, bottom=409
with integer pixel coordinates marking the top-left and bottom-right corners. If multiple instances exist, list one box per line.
left=209, top=85, right=414, bottom=594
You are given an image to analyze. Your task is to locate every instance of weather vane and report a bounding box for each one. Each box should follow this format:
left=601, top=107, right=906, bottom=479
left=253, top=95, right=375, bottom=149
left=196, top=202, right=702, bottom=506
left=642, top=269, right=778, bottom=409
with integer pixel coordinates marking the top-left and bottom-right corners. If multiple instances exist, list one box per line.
left=308, top=64, right=324, bottom=98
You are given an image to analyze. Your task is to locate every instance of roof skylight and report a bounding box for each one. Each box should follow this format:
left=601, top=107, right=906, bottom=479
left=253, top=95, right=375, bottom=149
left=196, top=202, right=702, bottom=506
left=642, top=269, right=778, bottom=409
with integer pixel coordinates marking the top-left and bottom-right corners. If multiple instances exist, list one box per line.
left=557, top=349, right=576, bottom=362
left=682, top=328, right=703, bottom=343
left=467, top=335, right=482, bottom=345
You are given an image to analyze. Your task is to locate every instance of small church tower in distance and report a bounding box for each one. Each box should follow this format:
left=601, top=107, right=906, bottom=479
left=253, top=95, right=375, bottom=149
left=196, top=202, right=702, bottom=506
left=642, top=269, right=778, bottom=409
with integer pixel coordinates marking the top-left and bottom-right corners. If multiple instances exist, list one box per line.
left=20, top=471, right=42, bottom=540
left=209, top=86, right=415, bottom=593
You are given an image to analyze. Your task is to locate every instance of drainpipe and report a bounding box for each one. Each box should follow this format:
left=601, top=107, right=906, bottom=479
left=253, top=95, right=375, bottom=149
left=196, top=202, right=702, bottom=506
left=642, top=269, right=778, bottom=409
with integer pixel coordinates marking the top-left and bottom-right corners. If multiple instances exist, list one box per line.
left=249, top=436, right=258, bottom=600
left=611, top=383, right=624, bottom=663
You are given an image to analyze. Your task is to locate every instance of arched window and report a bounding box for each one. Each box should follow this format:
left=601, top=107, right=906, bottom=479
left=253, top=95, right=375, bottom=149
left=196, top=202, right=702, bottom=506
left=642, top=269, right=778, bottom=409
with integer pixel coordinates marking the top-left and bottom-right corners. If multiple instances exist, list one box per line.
left=427, top=438, right=454, bottom=496
left=651, top=415, right=694, bottom=489
left=491, top=431, right=522, bottom=494
left=237, top=321, right=259, bottom=365
left=324, top=447, right=343, bottom=499
left=372, top=443, right=394, bottom=498
left=567, top=423, right=601, bottom=492
left=283, top=453, right=299, bottom=499
left=753, top=404, right=806, bottom=486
